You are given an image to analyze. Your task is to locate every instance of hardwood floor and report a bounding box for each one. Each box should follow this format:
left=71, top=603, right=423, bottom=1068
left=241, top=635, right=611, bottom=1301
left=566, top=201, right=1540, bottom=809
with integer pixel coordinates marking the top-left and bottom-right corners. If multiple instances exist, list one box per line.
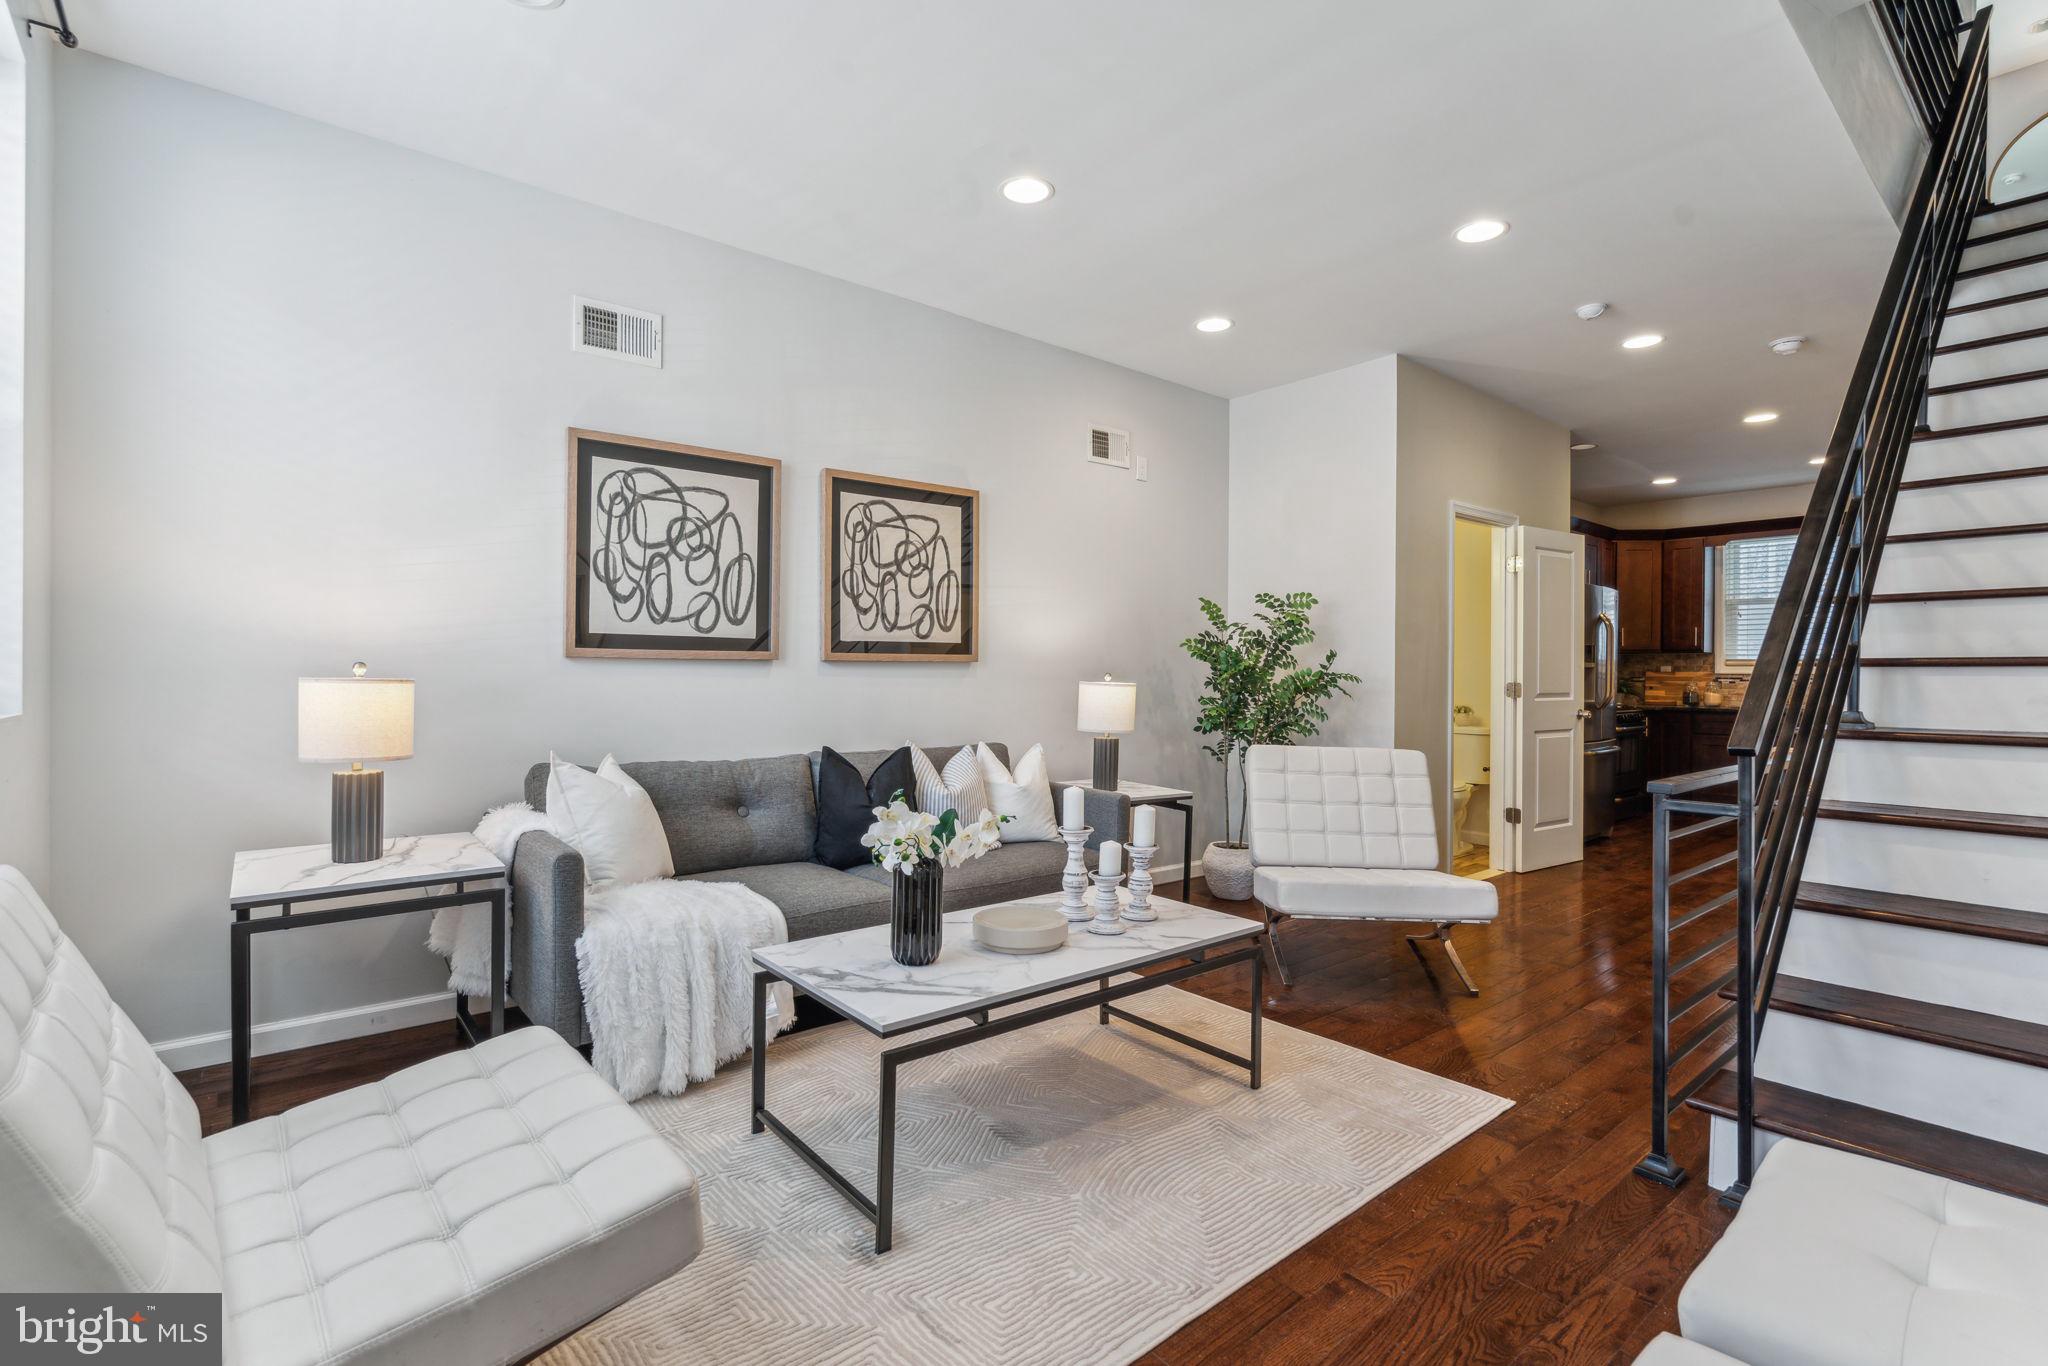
left=176, top=814, right=1731, bottom=1364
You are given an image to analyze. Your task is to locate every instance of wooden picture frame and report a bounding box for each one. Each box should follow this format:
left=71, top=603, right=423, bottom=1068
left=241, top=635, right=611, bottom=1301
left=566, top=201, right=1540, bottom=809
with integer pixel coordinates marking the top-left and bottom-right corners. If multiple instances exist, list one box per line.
left=566, top=428, right=781, bottom=660
left=820, top=468, right=979, bottom=663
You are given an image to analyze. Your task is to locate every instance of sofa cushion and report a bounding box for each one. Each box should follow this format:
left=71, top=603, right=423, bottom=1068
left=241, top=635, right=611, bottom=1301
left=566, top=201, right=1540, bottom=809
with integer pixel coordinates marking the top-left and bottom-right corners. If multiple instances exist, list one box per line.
left=528, top=754, right=815, bottom=875
left=679, top=861, right=893, bottom=939
left=1678, top=1138, right=2048, bottom=1366
left=0, top=866, right=223, bottom=1294
left=816, top=743, right=1005, bottom=795
left=205, top=1027, right=701, bottom=1366
left=813, top=745, right=916, bottom=868
left=1253, top=866, right=1497, bottom=923
left=848, top=839, right=1077, bottom=912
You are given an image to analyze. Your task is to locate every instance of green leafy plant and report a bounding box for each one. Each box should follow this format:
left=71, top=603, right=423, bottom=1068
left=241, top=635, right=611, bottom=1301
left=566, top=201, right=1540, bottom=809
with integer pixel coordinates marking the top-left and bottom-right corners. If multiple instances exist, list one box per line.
left=1181, top=591, right=1359, bottom=846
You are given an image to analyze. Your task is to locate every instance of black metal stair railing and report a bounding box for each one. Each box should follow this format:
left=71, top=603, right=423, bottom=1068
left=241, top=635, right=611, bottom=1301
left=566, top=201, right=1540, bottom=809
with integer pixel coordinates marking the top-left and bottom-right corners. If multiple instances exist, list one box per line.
left=1874, top=0, right=1968, bottom=135
left=1634, top=7, right=1988, bottom=1197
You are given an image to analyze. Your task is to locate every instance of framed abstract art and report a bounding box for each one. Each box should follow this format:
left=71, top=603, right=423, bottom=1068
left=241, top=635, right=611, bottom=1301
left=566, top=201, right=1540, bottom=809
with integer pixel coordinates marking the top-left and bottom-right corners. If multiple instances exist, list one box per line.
left=566, top=429, right=781, bottom=659
left=820, top=468, right=978, bottom=662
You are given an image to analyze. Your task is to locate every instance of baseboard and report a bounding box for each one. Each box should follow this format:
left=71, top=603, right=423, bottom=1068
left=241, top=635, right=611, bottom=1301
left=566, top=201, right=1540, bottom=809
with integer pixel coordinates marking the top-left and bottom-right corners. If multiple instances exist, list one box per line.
left=151, top=990, right=458, bottom=1072
left=1151, top=858, right=1203, bottom=887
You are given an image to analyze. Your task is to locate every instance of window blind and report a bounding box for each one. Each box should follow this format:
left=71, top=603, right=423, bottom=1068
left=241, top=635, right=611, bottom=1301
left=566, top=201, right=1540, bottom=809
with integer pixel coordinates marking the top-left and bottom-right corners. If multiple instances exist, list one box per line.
left=1720, top=534, right=1796, bottom=664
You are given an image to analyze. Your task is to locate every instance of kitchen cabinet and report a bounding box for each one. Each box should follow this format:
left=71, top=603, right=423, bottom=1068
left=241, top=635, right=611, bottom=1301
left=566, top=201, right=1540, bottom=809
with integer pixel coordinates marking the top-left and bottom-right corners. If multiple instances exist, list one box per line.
left=1661, top=537, right=1711, bottom=653
left=1644, top=709, right=1737, bottom=780
left=1689, top=711, right=1735, bottom=773
left=1617, top=541, right=1662, bottom=650
left=1584, top=533, right=1616, bottom=589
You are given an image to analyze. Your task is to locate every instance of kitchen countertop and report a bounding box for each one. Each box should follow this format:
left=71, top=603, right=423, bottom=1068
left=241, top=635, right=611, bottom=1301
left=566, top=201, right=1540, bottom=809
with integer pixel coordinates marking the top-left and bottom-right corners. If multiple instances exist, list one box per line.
left=1623, top=702, right=1742, bottom=713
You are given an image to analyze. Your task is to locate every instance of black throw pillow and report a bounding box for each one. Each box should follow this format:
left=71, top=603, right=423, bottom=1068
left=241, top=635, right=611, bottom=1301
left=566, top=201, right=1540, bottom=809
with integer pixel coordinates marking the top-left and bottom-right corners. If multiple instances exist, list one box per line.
left=814, top=745, right=918, bottom=868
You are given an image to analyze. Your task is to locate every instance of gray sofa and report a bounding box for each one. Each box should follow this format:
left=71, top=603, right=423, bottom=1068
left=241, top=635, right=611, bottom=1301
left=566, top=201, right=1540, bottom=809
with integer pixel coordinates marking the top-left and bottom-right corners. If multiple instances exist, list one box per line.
left=511, top=743, right=1129, bottom=1047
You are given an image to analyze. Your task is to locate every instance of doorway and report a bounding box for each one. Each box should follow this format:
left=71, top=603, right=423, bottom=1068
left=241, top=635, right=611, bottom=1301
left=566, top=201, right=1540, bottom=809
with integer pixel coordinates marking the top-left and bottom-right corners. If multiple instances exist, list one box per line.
left=1448, top=507, right=1511, bottom=880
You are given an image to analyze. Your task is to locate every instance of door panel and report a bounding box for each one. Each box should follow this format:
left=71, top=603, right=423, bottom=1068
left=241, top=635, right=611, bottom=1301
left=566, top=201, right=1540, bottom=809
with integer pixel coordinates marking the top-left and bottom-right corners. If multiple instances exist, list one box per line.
left=1616, top=540, right=1662, bottom=649
left=1512, top=526, right=1586, bottom=871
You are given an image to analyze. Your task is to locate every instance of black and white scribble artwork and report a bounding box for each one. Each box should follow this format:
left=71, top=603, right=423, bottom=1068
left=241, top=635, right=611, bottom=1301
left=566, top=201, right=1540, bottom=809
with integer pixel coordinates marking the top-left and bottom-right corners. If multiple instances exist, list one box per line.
left=585, top=459, right=758, bottom=639
left=837, top=495, right=964, bottom=643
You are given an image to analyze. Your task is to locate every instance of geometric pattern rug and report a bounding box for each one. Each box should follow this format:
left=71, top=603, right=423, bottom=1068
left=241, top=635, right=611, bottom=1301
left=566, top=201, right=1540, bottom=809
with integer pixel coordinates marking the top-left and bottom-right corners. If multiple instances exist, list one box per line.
left=540, top=985, right=1510, bottom=1366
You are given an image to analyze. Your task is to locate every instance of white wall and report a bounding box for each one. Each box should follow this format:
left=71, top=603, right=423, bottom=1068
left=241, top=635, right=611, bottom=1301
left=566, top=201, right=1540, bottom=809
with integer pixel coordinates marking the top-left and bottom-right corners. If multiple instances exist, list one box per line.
left=1990, top=60, right=2048, bottom=188
left=1226, top=357, right=1399, bottom=754
left=1589, top=481, right=1815, bottom=530
left=48, top=54, right=1230, bottom=1051
left=1777, top=0, right=1926, bottom=223
left=0, top=16, right=50, bottom=887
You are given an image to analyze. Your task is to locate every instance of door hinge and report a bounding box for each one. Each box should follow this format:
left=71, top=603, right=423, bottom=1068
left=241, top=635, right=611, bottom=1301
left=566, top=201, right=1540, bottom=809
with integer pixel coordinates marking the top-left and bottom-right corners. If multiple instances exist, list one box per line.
left=1505, top=681, right=1523, bottom=700
left=1505, top=807, right=1522, bottom=825
left=1506, top=555, right=1524, bottom=574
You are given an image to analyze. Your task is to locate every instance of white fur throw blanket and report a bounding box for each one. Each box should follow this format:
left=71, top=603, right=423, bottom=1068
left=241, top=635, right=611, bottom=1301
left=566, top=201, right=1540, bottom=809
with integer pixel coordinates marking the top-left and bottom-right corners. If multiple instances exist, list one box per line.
left=429, top=801, right=796, bottom=1102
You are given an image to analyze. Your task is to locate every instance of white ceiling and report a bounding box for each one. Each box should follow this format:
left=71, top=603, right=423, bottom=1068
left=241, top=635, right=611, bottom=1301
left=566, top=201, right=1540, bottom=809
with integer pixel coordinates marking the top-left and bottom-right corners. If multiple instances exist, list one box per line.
left=1987, top=0, right=2048, bottom=77
left=58, top=0, right=1908, bottom=506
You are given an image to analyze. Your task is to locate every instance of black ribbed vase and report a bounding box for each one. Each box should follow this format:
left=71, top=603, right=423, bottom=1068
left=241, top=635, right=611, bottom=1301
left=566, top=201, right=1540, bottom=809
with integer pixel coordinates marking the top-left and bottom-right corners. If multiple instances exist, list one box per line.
left=891, top=863, right=945, bottom=966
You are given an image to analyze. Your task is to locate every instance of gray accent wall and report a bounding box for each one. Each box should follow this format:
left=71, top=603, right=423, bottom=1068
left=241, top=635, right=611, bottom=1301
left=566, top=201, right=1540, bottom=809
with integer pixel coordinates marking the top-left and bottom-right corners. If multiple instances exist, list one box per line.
left=46, top=53, right=1228, bottom=1050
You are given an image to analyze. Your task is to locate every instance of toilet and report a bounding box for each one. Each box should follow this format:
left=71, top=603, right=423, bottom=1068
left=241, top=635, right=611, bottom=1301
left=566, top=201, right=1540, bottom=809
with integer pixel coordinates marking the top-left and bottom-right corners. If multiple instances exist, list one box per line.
left=1452, top=725, right=1490, bottom=855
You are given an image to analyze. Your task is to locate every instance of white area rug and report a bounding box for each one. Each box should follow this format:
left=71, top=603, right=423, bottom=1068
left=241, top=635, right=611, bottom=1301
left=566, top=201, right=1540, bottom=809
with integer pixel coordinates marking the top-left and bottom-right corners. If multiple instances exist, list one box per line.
left=542, top=985, right=1510, bottom=1366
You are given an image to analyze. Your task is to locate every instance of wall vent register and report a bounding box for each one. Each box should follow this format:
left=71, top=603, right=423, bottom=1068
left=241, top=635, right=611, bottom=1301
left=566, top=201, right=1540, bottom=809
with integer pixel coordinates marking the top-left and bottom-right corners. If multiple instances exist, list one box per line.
left=1088, top=426, right=1132, bottom=469
left=571, top=296, right=662, bottom=367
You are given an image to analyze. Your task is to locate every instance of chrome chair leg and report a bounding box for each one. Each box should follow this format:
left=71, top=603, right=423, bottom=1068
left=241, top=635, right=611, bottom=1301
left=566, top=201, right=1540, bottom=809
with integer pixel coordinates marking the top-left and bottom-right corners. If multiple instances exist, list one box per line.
left=1262, top=904, right=1294, bottom=987
left=1405, top=922, right=1479, bottom=996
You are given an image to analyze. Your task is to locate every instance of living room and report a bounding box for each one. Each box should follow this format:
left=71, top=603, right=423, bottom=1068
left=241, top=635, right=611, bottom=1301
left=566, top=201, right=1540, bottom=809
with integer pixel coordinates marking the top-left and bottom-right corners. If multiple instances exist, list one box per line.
left=6, top=2, right=2047, bottom=1364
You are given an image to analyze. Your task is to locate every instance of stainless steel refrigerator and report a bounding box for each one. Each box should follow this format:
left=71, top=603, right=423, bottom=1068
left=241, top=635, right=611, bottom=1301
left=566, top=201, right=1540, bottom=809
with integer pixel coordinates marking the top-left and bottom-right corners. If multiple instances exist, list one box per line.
left=1583, top=584, right=1620, bottom=840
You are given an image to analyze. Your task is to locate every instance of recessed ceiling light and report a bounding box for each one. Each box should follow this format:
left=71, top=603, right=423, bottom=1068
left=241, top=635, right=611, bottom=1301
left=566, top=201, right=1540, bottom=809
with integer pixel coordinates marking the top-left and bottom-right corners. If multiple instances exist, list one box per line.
left=1622, top=333, right=1664, bottom=350
left=999, top=176, right=1054, bottom=205
left=1454, top=219, right=1509, bottom=244
left=1743, top=411, right=1780, bottom=424
left=1194, top=316, right=1233, bottom=334
left=1651, top=476, right=1678, bottom=486
left=1570, top=442, right=1597, bottom=451
left=1808, top=456, right=1827, bottom=466
left=2004, top=172, right=2027, bottom=185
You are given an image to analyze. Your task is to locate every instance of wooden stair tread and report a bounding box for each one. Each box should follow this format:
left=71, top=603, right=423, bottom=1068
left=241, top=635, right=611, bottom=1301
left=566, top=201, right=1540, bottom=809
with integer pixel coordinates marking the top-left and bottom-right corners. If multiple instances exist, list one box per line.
left=1836, top=725, right=2048, bottom=747
left=1967, top=217, right=2048, bottom=249
left=1868, top=585, right=2048, bottom=601
left=1956, top=247, right=2048, bottom=282
left=1933, top=321, right=2048, bottom=355
left=1861, top=655, right=2048, bottom=666
left=1760, top=976, right=2048, bottom=1068
left=1796, top=882, right=2048, bottom=947
left=1816, top=800, right=2048, bottom=839
left=1977, top=188, right=2048, bottom=216
left=1924, top=367, right=2048, bottom=395
left=1946, top=283, right=2048, bottom=317
left=1913, top=412, right=2048, bottom=440
left=1886, top=521, right=2048, bottom=544
left=1687, top=1071, right=2048, bottom=1204
left=1900, top=465, right=2048, bottom=490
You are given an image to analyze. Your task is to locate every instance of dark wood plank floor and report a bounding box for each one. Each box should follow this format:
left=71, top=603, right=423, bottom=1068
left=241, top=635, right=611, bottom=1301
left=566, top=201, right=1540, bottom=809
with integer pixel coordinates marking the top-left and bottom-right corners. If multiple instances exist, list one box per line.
left=177, top=814, right=1730, bottom=1364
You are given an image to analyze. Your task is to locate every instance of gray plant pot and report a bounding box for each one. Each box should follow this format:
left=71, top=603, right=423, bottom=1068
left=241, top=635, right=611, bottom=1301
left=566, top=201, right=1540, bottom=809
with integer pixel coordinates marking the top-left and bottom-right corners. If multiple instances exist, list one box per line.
left=1202, top=841, right=1255, bottom=901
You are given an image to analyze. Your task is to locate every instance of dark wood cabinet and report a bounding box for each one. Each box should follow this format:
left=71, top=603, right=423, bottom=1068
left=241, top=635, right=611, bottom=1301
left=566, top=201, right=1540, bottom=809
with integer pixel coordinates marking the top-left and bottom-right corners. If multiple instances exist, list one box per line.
left=1617, top=541, right=1662, bottom=650
left=1645, top=709, right=1737, bottom=780
left=1688, top=711, right=1734, bottom=773
left=1584, top=533, right=1616, bottom=589
left=1660, top=537, right=1711, bottom=653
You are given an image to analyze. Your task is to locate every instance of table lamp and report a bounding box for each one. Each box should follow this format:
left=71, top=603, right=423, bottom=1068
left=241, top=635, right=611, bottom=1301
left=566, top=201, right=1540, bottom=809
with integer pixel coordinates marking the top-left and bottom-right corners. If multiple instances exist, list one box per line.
left=1077, top=676, right=1137, bottom=791
left=298, top=662, right=414, bottom=863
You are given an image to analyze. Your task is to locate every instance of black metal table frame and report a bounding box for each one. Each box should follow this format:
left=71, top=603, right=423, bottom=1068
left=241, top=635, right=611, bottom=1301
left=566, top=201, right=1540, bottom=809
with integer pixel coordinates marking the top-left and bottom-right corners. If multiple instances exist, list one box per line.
left=231, top=879, right=505, bottom=1124
left=751, top=932, right=1263, bottom=1253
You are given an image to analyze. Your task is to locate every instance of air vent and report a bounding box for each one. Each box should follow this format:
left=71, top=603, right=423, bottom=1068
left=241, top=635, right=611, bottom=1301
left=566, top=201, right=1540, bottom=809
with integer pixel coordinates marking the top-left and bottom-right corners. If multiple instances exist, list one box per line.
left=571, top=296, right=662, bottom=368
left=1088, top=426, right=1132, bottom=470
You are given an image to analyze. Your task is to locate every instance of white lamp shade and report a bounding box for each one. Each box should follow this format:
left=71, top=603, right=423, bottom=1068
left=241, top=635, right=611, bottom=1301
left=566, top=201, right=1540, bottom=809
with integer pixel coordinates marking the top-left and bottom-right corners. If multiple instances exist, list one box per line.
left=1077, top=679, right=1137, bottom=734
left=298, top=677, right=415, bottom=763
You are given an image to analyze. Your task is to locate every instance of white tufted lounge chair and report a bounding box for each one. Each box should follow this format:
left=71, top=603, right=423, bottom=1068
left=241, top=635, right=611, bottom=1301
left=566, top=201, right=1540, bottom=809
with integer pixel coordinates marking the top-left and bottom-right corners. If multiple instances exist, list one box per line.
left=0, top=866, right=702, bottom=1366
left=1245, top=745, right=1499, bottom=994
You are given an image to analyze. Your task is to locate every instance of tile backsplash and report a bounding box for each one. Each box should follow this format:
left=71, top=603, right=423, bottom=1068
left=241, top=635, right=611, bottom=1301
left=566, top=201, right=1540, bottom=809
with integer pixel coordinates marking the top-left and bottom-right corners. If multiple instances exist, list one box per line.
left=1618, top=651, right=1750, bottom=706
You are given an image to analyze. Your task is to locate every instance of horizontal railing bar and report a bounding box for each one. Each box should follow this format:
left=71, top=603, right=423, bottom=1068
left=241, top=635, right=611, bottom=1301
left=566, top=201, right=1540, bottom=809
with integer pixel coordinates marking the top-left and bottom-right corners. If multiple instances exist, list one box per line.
left=1666, top=1042, right=1740, bottom=1115
left=1671, top=888, right=1738, bottom=935
left=1670, top=1003, right=1738, bottom=1069
left=1669, top=815, right=1736, bottom=840
left=1648, top=766, right=1739, bottom=796
left=1671, top=967, right=1739, bottom=1023
left=1672, top=927, right=1739, bottom=976
left=1668, top=849, right=1738, bottom=886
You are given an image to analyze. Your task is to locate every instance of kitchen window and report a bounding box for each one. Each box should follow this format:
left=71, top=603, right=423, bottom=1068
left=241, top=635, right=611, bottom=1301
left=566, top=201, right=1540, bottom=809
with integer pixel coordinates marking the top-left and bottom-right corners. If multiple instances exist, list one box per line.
left=1715, top=533, right=1797, bottom=673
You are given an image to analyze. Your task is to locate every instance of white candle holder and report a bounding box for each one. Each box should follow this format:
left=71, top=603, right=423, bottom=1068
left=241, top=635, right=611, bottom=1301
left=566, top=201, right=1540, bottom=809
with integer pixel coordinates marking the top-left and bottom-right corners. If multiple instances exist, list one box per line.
left=1087, top=870, right=1126, bottom=935
left=1057, top=825, right=1094, bottom=922
left=1123, top=844, right=1159, bottom=921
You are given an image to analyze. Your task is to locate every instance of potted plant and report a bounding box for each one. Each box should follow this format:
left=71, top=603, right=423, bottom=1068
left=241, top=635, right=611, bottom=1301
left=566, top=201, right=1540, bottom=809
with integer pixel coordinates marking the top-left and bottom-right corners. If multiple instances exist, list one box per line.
left=1181, top=591, right=1359, bottom=900
left=862, top=794, right=1006, bottom=964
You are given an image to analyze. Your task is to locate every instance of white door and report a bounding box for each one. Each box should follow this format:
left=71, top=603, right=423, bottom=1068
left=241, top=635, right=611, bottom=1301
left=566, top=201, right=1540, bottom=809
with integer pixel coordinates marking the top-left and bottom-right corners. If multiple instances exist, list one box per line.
left=1508, top=525, right=1585, bottom=872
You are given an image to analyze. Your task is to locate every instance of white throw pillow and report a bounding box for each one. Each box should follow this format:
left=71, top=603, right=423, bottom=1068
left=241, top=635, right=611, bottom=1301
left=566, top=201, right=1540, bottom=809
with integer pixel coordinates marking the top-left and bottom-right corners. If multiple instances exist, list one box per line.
left=546, top=752, right=675, bottom=888
left=976, top=742, right=1058, bottom=842
left=910, top=744, right=994, bottom=828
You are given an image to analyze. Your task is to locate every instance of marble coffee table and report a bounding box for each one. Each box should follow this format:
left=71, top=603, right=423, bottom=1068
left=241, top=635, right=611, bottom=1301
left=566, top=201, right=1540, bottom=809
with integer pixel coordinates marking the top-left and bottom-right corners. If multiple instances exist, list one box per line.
left=750, top=891, right=1266, bottom=1253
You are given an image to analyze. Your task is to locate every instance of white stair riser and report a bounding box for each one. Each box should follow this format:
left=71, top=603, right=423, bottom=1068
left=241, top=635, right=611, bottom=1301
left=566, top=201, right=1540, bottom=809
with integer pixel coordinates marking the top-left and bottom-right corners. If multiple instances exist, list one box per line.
left=1857, top=664, right=2048, bottom=729
left=1889, top=472, right=2048, bottom=530
left=1706, top=1117, right=1789, bottom=1191
left=1755, top=1012, right=2048, bottom=1153
left=1861, top=598, right=2048, bottom=657
left=1905, top=427, right=2048, bottom=478
left=1939, top=295, right=2048, bottom=347
left=1824, top=739, right=2048, bottom=817
left=1805, top=820, right=2047, bottom=909
left=1929, top=332, right=2048, bottom=386
left=1973, top=200, right=2048, bottom=240
left=1960, top=228, right=2048, bottom=273
left=1927, top=377, right=2048, bottom=429
left=1871, top=531, right=2048, bottom=594
left=1781, top=909, right=2048, bottom=1024
left=1948, top=257, right=2048, bottom=308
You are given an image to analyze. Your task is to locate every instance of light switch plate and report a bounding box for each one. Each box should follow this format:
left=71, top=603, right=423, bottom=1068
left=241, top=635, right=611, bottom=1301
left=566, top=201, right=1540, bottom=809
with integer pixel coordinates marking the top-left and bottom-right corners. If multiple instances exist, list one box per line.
left=1135, top=452, right=1150, bottom=482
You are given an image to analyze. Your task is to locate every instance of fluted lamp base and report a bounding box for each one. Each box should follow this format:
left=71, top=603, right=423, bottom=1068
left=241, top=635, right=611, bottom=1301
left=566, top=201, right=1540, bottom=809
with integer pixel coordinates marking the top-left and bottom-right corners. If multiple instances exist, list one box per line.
left=1091, top=735, right=1121, bottom=792
left=331, top=767, right=386, bottom=864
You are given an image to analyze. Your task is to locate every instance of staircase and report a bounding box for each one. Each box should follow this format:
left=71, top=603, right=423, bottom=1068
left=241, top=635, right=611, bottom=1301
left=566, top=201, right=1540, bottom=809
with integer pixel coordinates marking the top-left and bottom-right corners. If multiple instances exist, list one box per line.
left=1635, top=8, right=2048, bottom=1206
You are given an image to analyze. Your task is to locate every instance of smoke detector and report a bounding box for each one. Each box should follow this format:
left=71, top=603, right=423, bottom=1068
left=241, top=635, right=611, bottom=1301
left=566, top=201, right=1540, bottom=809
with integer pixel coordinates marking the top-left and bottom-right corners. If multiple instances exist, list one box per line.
left=1575, top=302, right=1609, bottom=321
left=1769, top=335, right=1806, bottom=357
left=2004, top=172, right=2027, bottom=185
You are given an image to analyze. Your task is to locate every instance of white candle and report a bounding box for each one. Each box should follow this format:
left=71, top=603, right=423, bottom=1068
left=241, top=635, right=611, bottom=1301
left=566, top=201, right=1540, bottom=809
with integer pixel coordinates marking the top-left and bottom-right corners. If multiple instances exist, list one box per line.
left=1132, top=805, right=1156, bottom=847
left=1099, top=840, right=1122, bottom=877
left=1062, top=785, right=1085, bottom=830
